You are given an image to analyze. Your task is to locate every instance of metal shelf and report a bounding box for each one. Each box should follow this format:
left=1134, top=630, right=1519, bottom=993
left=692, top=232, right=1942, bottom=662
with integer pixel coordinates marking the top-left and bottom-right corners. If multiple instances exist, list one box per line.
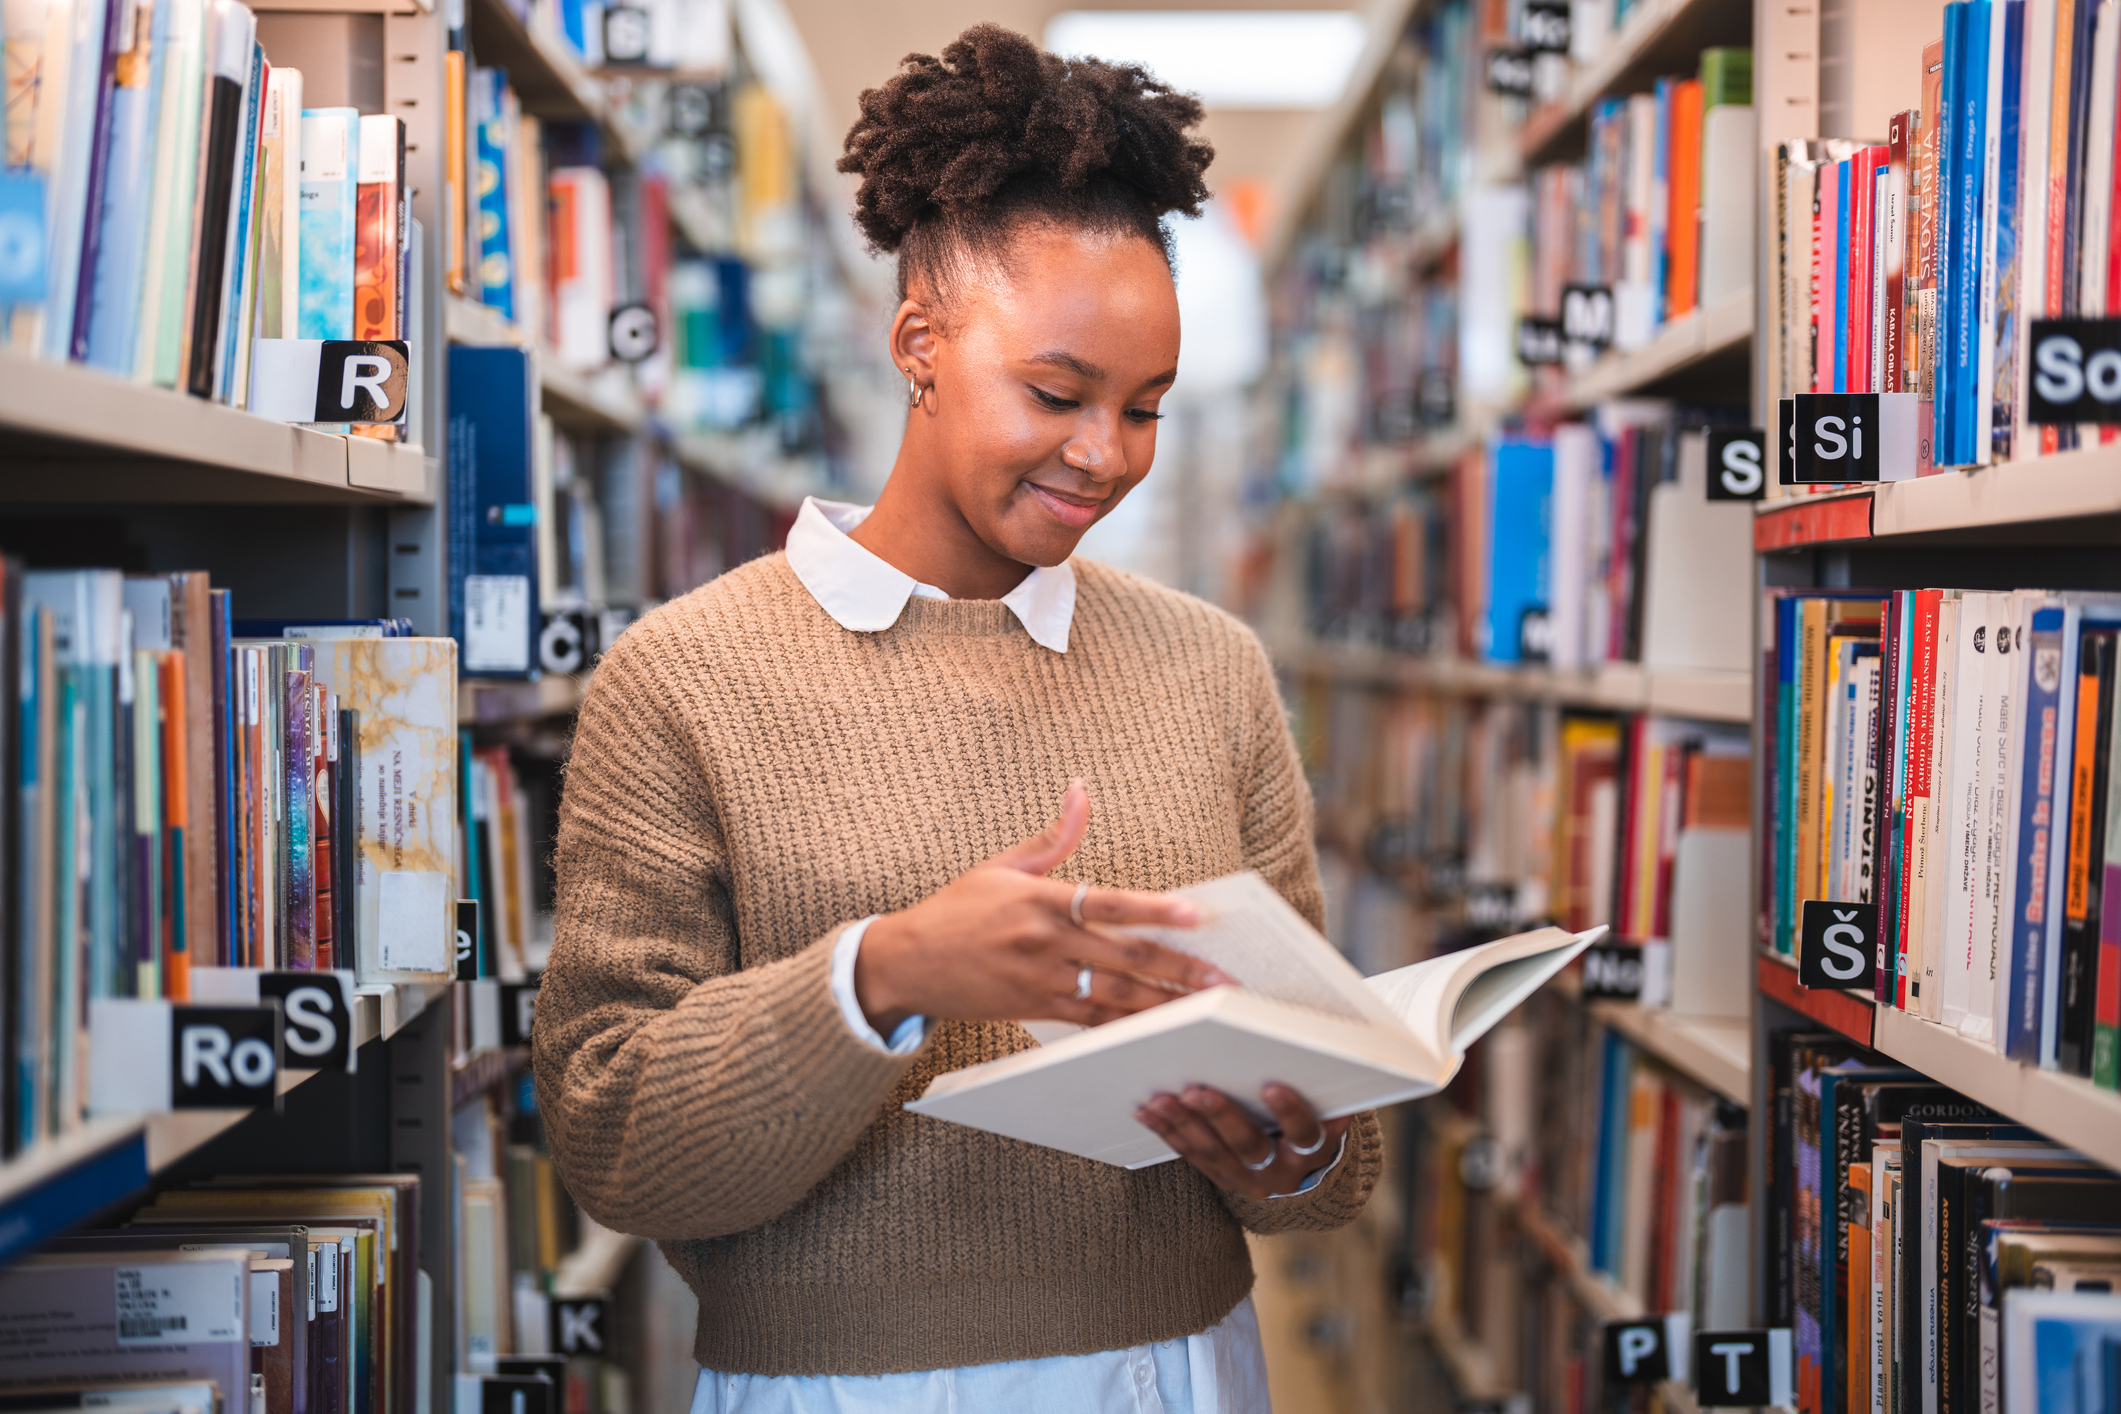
left=1272, top=638, right=1752, bottom=724
left=1513, top=0, right=1754, bottom=169
left=0, top=979, right=447, bottom=1266
left=0, top=352, right=432, bottom=504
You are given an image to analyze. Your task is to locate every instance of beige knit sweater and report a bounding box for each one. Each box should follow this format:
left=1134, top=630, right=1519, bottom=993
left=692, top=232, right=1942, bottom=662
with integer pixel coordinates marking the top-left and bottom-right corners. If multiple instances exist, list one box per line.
left=533, top=552, right=1382, bottom=1376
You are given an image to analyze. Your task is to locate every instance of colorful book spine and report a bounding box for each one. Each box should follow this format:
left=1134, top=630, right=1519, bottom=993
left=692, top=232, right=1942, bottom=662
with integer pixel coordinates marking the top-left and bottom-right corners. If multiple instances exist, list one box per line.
left=2058, top=628, right=2117, bottom=1073
left=256, top=67, right=302, bottom=344
left=2096, top=651, right=2121, bottom=1085
left=1665, top=78, right=1703, bottom=320
left=139, top=0, right=207, bottom=388
left=217, top=42, right=264, bottom=404
left=297, top=107, right=358, bottom=340
left=2006, top=605, right=2068, bottom=1058
left=83, top=0, right=167, bottom=373
left=44, top=0, right=120, bottom=362
left=184, top=0, right=253, bottom=399
left=474, top=70, right=515, bottom=320
left=1836, top=158, right=1852, bottom=392
left=1885, top=119, right=1910, bottom=396
left=354, top=114, right=402, bottom=339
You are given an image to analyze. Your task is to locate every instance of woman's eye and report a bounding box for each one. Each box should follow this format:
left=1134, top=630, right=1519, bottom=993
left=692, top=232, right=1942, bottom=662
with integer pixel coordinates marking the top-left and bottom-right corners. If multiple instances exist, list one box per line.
left=1029, top=387, right=1078, bottom=411
left=1126, top=409, right=1165, bottom=424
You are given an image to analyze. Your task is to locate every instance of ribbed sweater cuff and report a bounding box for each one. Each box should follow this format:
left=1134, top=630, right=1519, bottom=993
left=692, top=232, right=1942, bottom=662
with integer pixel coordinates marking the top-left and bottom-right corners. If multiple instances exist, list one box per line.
left=1222, top=1110, right=1383, bottom=1234
left=744, top=930, right=924, bottom=1122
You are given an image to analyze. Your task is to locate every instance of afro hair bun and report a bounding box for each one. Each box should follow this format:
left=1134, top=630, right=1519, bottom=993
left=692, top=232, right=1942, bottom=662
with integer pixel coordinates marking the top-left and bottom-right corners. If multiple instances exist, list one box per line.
left=836, top=23, right=1214, bottom=256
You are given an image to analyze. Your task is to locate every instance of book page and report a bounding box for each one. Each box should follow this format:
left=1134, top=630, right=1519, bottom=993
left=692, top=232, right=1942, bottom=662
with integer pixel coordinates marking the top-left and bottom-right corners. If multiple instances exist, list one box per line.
left=1363, top=926, right=1604, bottom=1057
left=1128, top=873, right=1407, bottom=1031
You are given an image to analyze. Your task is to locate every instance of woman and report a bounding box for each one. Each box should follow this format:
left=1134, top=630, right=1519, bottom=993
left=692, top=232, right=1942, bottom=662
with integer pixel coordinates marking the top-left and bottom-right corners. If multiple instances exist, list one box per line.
left=534, top=23, right=1381, bottom=1409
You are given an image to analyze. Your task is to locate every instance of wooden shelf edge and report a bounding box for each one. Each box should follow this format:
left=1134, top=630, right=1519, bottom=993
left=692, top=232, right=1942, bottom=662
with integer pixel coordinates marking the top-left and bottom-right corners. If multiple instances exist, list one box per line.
left=1870, top=1006, right=2121, bottom=1172
left=1757, top=442, right=2121, bottom=546
left=1562, top=291, right=1752, bottom=410
left=1421, top=1311, right=1512, bottom=1401
left=1516, top=0, right=1691, bottom=166
left=1269, top=639, right=1752, bottom=723
left=1754, top=952, right=1874, bottom=1044
left=1586, top=999, right=1751, bottom=1104
left=459, top=673, right=589, bottom=725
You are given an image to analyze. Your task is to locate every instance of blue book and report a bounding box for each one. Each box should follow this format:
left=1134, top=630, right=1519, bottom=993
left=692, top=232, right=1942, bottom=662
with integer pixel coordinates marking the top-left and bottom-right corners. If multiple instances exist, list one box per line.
left=1935, top=2, right=1966, bottom=460
left=210, top=588, right=235, bottom=965
left=297, top=107, right=359, bottom=339
left=1988, top=1, right=2025, bottom=461
left=84, top=0, right=171, bottom=372
left=1835, top=158, right=1850, bottom=392
left=1776, top=594, right=1800, bottom=954
left=2006, top=605, right=2070, bottom=1060
left=43, top=0, right=120, bottom=360
left=447, top=347, right=541, bottom=678
left=1949, top=2, right=1991, bottom=465
left=474, top=70, right=515, bottom=320
left=1587, top=1031, right=1632, bottom=1276
left=216, top=39, right=265, bottom=401
left=1482, top=439, right=1553, bottom=664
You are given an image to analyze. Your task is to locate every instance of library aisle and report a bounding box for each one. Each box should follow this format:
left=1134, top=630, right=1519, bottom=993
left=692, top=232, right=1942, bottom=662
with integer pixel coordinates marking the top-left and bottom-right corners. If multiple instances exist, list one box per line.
left=3, top=0, right=2121, bottom=1410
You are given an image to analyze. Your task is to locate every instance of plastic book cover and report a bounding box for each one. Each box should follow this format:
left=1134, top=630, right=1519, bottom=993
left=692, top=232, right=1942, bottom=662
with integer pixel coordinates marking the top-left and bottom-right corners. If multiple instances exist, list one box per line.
left=83, top=0, right=167, bottom=373
left=42, top=0, right=119, bottom=362
left=0, top=1250, right=250, bottom=1399
left=1482, top=439, right=1552, bottom=665
left=218, top=41, right=264, bottom=404
left=138, top=0, right=206, bottom=387
left=354, top=114, right=401, bottom=339
left=297, top=106, right=357, bottom=339
left=183, top=0, right=252, bottom=399
left=474, top=69, right=514, bottom=320
left=446, top=346, right=540, bottom=678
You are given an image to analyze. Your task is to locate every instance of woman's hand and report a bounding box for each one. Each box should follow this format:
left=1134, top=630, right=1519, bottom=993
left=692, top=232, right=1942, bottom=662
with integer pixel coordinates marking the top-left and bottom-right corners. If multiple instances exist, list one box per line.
left=854, top=781, right=1231, bottom=1033
left=1135, top=1083, right=1349, bottom=1200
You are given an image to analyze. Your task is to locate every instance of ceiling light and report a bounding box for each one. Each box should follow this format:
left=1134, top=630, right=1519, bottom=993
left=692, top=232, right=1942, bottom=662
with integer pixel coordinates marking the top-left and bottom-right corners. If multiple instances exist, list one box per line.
left=1043, top=11, right=1369, bottom=109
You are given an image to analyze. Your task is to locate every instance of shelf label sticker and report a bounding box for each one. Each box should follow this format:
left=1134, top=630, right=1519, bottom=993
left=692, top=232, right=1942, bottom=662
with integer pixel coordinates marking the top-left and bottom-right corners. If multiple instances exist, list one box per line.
left=456, top=899, right=484, bottom=982
left=1561, top=284, right=1615, bottom=352
left=479, top=1376, right=555, bottom=1414
left=609, top=302, right=659, bottom=362
left=172, top=1005, right=283, bottom=1109
left=1692, top=1329, right=1793, bottom=1407
left=1784, top=393, right=1919, bottom=482
left=465, top=574, right=533, bottom=675
left=539, top=608, right=597, bottom=675
left=250, top=339, right=410, bottom=424
left=1516, top=316, right=1565, bottom=366
left=1484, top=47, right=1534, bottom=97
left=259, top=970, right=357, bottom=1074
left=549, top=1296, right=611, bottom=1356
left=1521, top=0, right=1570, bottom=52
left=1581, top=941, right=1646, bottom=999
left=2028, top=318, right=2121, bottom=422
left=1799, top=901, right=1879, bottom=990
left=1706, top=428, right=1767, bottom=500
left=1604, top=1313, right=1691, bottom=1385
left=115, top=1262, right=246, bottom=1346
left=499, top=982, right=539, bottom=1048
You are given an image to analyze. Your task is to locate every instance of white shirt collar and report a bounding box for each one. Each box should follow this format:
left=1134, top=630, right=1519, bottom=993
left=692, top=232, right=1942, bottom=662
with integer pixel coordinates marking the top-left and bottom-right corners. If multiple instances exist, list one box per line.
left=784, top=497, right=1076, bottom=654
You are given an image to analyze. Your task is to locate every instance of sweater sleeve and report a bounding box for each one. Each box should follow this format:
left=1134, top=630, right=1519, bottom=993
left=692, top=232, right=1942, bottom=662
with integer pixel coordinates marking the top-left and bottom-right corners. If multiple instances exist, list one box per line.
left=531, top=632, right=917, bottom=1240
left=1221, top=630, right=1384, bottom=1234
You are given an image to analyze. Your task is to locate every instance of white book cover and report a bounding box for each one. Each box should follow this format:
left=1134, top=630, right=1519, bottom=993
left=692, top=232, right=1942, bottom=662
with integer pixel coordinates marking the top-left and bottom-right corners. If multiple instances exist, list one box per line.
left=1699, top=105, right=1757, bottom=309
left=2081, top=4, right=2120, bottom=322
left=1939, top=593, right=1994, bottom=1029
left=0, top=1250, right=250, bottom=1400
left=1549, top=423, right=1597, bottom=671
left=2000, top=1287, right=2121, bottom=1414
left=1784, top=153, right=1819, bottom=403
left=904, top=872, right=1601, bottom=1168
left=259, top=68, right=302, bottom=340
left=1640, top=430, right=1752, bottom=673
left=1969, top=592, right=2036, bottom=1041
left=39, top=0, right=111, bottom=360
left=550, top=166, right=613, bottom=371
left=1615, top=94, right=1657, bottom=349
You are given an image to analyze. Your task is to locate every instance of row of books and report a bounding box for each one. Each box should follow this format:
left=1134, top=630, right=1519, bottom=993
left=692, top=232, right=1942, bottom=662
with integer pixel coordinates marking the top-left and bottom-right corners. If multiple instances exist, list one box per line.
left=1526, top=49, right=1753, bottom=355
left=0, top=561, right=458, bottom=1154
left=0, top=1175, right=424, bottom=1414
left=454, top=1069, right=581, bottom=1373
left=2, top=0, right=409, bottom=412
left=1407, top=998, right=1750, bottom=1410
left=1768, top=1030, right=2121, bottom=1414
left=1772, top=0, right=2121, bottom=467
left=1764, top=587, right=2121, bottom=1086
left=462, top=742, right=552, bottom=982
left=1288, top=680, right=1749, bottom=1012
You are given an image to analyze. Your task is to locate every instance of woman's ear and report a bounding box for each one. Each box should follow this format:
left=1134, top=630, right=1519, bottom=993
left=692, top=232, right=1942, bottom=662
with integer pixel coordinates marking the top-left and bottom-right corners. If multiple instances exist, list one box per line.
left=890, top=299, right=938, bottom=405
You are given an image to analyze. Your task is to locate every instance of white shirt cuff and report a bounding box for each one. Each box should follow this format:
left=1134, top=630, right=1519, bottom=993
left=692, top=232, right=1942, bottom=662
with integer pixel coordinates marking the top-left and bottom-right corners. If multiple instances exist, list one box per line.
left=830, top=917, right=927, bottom=1054
left=1268, top=1131, right=1348, bottom=1198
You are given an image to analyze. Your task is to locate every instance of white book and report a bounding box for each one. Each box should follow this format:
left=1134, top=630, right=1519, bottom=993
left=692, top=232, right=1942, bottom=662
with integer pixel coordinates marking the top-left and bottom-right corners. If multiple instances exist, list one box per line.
left=1940, top=593, right=1995, bottom=1030
left=1549, top=423, right=1597, bottom=671
left=1784, top=151, right=1820, bottom=402
left=1966, top=593, right=2028, bottom=1040
left=2017, top=0, right=2058, bottom=458
left=134, top=0, right=207, bottom=384
left=2001, top=1288, right=2121, bottom=1414
left=904, top=872, right=1602, bottom=1168
left=1699, top=104, right=1757, bottom=309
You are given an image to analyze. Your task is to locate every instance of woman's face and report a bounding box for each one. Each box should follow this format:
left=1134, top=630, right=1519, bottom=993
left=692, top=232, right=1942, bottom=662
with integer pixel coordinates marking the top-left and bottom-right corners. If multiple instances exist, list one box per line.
left=902, top=225, right=1181, bottom=569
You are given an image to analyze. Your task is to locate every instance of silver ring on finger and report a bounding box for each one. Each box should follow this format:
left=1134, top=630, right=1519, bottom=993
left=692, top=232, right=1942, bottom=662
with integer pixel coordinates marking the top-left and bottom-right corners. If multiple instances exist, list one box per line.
left=1070, top=880, right=1089, bottom=928
left=1287, top=1131, right=1328, bottom=1157
left=1073, top=963, right=1094, bottom=1001
left=1241, top=1143, right=1278, bottom=1172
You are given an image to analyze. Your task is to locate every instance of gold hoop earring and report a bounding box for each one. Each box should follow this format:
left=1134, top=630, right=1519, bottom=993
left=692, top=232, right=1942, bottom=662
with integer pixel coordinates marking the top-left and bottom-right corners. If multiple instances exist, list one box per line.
left=903, top=366, right=924, bottom=409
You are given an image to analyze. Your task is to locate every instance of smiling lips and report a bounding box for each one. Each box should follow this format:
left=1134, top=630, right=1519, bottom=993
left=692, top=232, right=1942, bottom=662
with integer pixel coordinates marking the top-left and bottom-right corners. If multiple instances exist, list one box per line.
left=1025, top=481, right=1105, bottom=528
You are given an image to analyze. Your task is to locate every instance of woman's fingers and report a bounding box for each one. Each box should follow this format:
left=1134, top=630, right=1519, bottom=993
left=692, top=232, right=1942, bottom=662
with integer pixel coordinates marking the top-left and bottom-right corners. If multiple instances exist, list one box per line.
left=1177, top=1086, right=1276, bottom=1162
left=1260, top=1083, right=1329, bottom=1152
left=1070, top=928, right=1228, bottom=994
left=1058, top=878, right=1202, bottom=930
left=1135, top=1093, right=1247, bottom=1174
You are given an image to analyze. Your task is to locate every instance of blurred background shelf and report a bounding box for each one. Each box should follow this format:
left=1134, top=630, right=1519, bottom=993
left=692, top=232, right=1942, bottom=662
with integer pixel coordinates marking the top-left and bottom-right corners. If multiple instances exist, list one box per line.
left=1585, top=1000, right=1750, bottom=1105
left=1272, top=639, right=1751, bottom=723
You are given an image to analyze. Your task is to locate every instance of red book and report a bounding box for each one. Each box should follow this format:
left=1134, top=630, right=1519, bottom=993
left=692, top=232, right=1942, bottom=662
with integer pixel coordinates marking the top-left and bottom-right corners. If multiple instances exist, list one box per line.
left=1652, top=741, right=1684, bottom=941
left=1615, top=716, right=1648, bottom=939
left=312, top=682, right=334, bottom=972
left=1848, top=148, right=1876, bottom=394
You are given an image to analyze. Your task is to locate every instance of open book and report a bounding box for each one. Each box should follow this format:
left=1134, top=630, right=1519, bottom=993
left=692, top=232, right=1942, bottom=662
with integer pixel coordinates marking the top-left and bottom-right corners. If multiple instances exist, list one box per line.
left=905, top=871, right=1604, bottom=1168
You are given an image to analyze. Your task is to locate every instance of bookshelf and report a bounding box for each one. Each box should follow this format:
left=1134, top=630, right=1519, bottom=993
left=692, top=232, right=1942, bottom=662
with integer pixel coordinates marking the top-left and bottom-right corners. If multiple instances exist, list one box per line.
left=1556, top=288, right=1754, bottom=411
left=1513, top=0, right=1755, bottom=168
left=1756, top=442, right=2121, bottom=547
left=1273, top=638, right=1753, bottom=724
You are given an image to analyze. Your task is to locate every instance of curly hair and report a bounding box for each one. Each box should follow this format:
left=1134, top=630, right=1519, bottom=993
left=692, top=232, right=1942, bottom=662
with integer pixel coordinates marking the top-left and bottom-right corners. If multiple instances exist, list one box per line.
left=836, top=23, right=1214, bottom=307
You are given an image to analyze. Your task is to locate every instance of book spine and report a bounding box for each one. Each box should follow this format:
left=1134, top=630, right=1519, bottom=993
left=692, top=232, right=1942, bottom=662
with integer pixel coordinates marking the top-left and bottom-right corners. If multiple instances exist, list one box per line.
left=217, top=41, right=263, bottom=404
left=83, top=0, right=164, bottom=373
left=354, top=114, right=401, bottom=340
left=1886, top=121, right=1910, bottom=395
left=1837, top=158, right=1853, bottom=393
left=1990, top=2, right=2027, bottom=463
left=1851, top=149, right=1875, bottom=395
left=2058, top=629, right=2116, bottom=1072
left=1919, top=41, right=1946, bottom=468
left=2039, top=609, right=2086, bottom=1064
left=2005, top=606, right=2066, bottom=1058
left=1899, top=590, right=1941, bottom=1007
left=184, top=1, right=248, bottom=399
left=298, top=109, right=358, bottom=341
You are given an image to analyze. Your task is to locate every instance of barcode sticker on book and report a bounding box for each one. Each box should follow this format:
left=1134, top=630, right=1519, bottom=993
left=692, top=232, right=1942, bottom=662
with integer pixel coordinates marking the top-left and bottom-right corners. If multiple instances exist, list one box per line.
left=114, top=1264, right=244, bottom=1347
